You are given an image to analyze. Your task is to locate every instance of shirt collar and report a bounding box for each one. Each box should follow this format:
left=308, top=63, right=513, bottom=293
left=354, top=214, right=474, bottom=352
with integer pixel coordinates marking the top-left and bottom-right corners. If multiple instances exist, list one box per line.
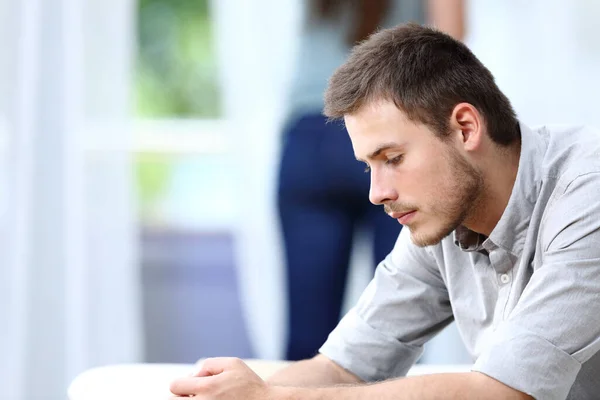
left=454, top=225, right=486, bottom=252
left=453, top=121, right=547, bottom=256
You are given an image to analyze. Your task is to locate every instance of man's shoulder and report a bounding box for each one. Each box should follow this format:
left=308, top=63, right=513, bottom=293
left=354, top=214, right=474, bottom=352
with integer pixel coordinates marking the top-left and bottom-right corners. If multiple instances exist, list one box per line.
left=536, top=124, right=600, bottom=186
left=533, top=123, right=600, bottom=138
left=536, top=125, right=600, bottom=252
left=536, top=124, right=600, bottom=154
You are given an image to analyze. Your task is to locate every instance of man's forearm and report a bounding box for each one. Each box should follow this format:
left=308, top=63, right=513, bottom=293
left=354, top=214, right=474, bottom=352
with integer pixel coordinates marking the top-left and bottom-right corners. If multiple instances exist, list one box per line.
left=271, top=372, right=533, bottom=400
left=267, top=355, right=362, bottom=387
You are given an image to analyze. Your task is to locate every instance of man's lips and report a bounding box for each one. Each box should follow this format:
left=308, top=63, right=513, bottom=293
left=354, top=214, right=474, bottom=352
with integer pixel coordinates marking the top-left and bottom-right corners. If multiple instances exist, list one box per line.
left=389, top=211, right=416, bottom=219
left=389, top=210, right=417, bottom=224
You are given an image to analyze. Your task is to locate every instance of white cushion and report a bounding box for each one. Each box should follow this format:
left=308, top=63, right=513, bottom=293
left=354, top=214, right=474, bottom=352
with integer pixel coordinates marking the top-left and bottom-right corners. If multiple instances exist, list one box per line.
left=68, top=363, right=194, bottom=400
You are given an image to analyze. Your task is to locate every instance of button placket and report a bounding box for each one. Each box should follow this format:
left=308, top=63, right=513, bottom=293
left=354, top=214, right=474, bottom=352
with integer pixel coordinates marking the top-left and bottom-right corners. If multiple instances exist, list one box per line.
left=489, top=247, right=514, bottom=325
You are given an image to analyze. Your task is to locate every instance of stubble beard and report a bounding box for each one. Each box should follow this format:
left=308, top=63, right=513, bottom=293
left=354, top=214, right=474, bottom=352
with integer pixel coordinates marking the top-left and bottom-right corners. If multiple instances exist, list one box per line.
left=409, top=147, right=484, bottom=247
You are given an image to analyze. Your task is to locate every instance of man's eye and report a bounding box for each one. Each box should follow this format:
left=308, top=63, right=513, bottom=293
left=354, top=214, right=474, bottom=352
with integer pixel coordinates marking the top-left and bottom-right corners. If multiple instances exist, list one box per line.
left=386, top=155, right=404, bottom=165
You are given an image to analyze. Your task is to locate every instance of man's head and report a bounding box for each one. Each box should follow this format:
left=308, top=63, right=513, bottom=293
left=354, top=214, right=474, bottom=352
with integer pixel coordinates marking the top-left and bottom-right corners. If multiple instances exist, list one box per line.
left=324, top=24, right=520, bottom=246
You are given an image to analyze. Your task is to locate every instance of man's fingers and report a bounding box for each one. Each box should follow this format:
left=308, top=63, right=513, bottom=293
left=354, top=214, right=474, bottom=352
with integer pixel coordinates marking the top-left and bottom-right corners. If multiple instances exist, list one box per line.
left=171, top=358, right=251, bottom=396
left=193, top=357, right=246, bottom=377
left=189, top=366, right=212, bottom=378
left=169, top=375, right=218, bottom=396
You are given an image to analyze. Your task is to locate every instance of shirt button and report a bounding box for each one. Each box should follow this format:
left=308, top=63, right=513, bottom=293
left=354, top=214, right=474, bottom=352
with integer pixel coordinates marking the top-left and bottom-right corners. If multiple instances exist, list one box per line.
left=500, top=273, right=511, bottom=284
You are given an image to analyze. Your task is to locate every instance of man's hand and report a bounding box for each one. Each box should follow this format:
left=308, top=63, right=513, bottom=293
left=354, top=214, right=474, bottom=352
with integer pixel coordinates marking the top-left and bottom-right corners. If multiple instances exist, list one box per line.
left=169, top=357, right=273, bottom=399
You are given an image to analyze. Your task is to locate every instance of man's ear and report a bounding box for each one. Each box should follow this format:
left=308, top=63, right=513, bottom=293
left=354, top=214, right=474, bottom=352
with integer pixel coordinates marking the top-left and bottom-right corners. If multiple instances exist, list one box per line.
left=449, top=103, right=483, bottom=152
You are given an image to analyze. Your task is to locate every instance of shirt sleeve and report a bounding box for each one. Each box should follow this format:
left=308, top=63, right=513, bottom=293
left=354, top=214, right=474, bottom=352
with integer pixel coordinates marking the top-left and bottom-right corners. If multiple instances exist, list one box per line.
left=472, top=172, right=600, bottom=400
left=319, top=227, right=454, bottom=382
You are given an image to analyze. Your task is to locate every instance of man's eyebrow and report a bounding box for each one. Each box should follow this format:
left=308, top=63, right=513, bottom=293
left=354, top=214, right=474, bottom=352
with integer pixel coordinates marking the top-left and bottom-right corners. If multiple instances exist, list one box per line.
left=355, top=142, right=404, bottom=162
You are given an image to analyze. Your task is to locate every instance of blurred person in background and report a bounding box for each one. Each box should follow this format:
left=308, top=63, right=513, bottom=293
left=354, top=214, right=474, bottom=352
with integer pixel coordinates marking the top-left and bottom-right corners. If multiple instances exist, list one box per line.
left=277, top=0, right=464, bottom=361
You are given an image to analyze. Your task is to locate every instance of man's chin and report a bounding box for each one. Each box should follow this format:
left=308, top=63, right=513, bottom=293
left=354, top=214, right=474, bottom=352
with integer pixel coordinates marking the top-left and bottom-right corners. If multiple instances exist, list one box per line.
left=408, top=226, right=452, bottom=248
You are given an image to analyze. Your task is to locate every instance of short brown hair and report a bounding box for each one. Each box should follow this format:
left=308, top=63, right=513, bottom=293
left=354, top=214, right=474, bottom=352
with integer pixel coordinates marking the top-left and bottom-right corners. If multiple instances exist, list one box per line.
left=324, top=23, right=520, bottom=146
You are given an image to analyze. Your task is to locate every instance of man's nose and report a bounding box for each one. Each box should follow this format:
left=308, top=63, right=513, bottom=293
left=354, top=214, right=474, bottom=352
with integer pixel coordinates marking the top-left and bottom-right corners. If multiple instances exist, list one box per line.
left=368, top=171, right=398, bottom=205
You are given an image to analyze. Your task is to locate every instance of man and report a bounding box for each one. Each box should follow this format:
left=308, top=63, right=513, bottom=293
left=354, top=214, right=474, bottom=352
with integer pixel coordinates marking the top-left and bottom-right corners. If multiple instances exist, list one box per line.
left=170, top=23, right=600, bottom=399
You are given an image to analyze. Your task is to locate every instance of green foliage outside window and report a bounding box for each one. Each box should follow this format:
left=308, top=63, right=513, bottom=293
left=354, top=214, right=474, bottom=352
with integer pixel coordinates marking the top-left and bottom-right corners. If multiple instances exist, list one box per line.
left=136, top=0, right=221, bottom=117
left=135, top=0, right=221, bottom=225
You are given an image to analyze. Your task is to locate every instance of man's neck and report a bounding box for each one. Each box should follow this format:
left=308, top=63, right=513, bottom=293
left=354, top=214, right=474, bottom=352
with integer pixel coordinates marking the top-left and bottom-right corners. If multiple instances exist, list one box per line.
left=464, top=140, right=521, bottom=236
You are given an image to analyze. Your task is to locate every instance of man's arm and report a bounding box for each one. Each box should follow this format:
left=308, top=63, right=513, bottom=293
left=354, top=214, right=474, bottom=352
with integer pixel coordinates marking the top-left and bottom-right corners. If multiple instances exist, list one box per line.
left=267, top=355, right=362, bottom=387
left=271, top=372, right=533, bottom=400
left=170, top=357, right=532, bottom=399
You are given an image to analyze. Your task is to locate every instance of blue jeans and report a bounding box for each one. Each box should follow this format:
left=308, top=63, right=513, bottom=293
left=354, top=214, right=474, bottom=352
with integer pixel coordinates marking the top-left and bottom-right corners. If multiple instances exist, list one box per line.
left=277, top=113, right=402, bottom=361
